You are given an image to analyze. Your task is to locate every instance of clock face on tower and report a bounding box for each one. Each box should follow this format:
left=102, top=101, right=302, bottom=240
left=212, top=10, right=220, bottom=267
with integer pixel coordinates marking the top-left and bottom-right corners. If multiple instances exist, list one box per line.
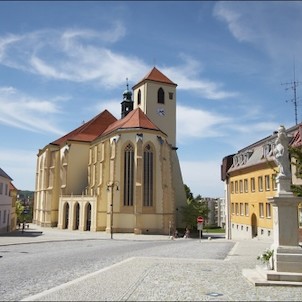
left=157, top=108, right=165, bottom=116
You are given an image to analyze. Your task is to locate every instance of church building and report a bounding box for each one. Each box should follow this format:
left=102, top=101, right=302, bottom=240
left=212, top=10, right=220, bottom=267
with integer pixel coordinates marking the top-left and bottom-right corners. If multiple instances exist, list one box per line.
left=33, top=67, right=186, bottom=234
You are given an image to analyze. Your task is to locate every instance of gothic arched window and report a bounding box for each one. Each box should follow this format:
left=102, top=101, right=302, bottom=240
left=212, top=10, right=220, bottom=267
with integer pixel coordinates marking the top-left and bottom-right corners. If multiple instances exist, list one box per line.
left=157, top=87, right=165, bottom=104
left=143, top=144, right=154, bottom=207
left=124, top=144, right=134, bottom=206
left=138, top=89, right=141, bottom=105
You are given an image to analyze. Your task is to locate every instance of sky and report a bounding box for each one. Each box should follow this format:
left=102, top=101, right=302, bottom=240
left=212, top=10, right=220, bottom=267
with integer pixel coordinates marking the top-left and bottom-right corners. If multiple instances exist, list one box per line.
left=1, top=1, right=302, bottom=198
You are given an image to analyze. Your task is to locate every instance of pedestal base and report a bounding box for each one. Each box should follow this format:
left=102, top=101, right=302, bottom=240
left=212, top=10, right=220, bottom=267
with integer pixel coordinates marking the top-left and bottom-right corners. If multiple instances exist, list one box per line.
left=275, top=246, right=302, bottom=273
left=276, top=176, right=292, bottom=194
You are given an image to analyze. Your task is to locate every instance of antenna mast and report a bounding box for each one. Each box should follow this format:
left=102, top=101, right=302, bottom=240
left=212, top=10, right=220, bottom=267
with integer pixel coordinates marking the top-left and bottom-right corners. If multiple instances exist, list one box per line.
left=281, top=58, right=301, bottom=125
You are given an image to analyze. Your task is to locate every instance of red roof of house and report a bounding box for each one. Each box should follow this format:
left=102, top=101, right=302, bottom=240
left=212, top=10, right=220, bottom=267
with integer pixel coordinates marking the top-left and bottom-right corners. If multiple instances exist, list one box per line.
left=51, top=110, right=117, bottom=145
left=9, top=182, right=17, bottom=191
left=290, top=125, right=302, bottom=147
left=103, top=108, right=163, bottom=136
left=133, top=67, right=177, bottom=89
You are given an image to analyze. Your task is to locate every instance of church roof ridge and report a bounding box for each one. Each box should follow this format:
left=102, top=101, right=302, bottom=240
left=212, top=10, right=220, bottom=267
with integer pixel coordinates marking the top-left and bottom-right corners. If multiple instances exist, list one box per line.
left=103, top=107, right=165, bottom=137
left=51, top=109, right=117, bottom=145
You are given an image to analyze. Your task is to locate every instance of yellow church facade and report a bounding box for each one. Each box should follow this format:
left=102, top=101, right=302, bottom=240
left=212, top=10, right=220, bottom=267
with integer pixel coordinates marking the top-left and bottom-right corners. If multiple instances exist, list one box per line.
left=33, top=67, right=186, bottom=234
left=222, top=124, right=302, bottom=240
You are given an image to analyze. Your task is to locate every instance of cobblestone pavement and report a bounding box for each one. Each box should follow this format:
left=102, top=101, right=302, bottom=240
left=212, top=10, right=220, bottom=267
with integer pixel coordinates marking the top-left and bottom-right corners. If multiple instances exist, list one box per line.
left=22, top=246, right=302, bottom=301
left=2, top=224, right=302, bottom=301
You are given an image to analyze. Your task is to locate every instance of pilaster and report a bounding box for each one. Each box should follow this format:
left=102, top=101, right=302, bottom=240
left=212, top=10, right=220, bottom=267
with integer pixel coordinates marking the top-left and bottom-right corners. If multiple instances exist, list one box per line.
left=134, top=134, right=143, bottom=234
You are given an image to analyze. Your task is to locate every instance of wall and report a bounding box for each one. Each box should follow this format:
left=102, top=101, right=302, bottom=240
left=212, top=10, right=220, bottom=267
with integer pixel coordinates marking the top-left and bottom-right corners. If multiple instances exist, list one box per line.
left=0, top=175, right=12, bottom=233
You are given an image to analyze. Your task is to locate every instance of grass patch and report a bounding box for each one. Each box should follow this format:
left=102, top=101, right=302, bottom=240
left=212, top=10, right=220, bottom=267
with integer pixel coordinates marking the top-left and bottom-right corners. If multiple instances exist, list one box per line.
left=203, top=227, right=225, bottom=233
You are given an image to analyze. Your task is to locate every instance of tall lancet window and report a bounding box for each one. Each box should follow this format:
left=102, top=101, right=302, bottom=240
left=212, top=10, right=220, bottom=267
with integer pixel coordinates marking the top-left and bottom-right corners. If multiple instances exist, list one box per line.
left=138, top=89, right=141, bottom=105
left=143, top=144, right=154, bottom=206
left=124, top=144, right=134, bottom=206
left=157, top=87, right=165, bottom=104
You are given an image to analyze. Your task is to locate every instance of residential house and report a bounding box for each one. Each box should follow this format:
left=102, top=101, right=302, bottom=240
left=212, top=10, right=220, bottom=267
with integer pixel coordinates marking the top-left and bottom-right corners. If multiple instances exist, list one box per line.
left=221, top=124, right=302, bottom=240
left=0, top=168, right=13, bottom=232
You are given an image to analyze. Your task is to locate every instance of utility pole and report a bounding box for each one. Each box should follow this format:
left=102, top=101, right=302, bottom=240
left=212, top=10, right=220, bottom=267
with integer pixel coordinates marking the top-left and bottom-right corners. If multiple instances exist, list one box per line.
left=281, top=58, right=301, bottom=125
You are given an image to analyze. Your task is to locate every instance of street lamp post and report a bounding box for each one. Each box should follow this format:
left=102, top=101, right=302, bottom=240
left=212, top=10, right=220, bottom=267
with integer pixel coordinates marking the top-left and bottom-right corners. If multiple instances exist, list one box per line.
left=107, top=181, right=119, bottom=239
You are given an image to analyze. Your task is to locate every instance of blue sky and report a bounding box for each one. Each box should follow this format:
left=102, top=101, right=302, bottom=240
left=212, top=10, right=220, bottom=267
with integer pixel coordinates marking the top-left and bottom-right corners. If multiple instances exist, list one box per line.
left=1, top=1, right=302, bottom=198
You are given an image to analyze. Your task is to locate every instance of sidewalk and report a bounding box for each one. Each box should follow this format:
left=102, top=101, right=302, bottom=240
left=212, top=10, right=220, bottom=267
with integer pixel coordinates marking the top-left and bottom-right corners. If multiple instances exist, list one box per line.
left=2, top=224, right=302, bottom=301
left=0, top=223, right=170, bottom=246
left=0, top=223, right=226, bottom=246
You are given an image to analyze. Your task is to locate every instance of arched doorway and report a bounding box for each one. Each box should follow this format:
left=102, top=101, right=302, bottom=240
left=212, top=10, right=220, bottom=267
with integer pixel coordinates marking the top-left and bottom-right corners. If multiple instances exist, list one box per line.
left=74, top=203, right=80, bottom=230
left=251, top=213, right=257, bottom=238
left=86, top=203, right=91, bottom=231
left=64, top=203, right=69, bottom=229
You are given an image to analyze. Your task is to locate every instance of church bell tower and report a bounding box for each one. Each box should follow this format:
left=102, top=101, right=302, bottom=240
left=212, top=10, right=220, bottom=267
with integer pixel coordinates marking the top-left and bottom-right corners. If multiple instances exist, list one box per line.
left=132, top=67, right=177, bottom=147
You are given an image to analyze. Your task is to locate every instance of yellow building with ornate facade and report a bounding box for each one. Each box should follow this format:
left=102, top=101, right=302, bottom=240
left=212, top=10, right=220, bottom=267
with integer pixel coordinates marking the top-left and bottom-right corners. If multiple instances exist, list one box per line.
left=33, top=67, right=186, bottom=234
left=222, top=124, right=302, bottom=240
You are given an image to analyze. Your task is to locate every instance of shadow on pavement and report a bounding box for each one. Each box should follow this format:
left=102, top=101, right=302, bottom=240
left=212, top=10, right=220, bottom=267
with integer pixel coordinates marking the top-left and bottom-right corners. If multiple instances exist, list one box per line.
left=0, top=230, right=43, bottom=238
left=189, top=232, right=226, bottom=240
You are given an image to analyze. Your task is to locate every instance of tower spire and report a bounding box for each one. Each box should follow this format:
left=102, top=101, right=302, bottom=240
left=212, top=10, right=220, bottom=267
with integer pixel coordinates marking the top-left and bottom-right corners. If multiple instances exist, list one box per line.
left=121, top=77, right=133, bottom=118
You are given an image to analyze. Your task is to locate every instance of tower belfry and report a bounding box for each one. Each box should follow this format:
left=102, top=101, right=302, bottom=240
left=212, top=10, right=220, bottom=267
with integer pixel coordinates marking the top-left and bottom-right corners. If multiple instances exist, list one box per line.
left=281, top=59, right=301, bottom=125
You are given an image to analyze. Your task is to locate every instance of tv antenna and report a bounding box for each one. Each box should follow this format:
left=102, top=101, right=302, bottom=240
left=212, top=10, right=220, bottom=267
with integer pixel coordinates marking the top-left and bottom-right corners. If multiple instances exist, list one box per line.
left=281, top=58, right=301, bottom=125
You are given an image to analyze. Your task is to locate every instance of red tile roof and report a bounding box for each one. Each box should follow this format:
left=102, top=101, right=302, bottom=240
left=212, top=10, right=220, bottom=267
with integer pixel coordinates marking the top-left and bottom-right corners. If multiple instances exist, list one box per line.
left=51, top=110, right=117, bottom=145
left=9, top=182, right=17, bottom=191
left=290, top=125, right=302, bottom=147
left=133, top=67, right=177, bottom=89
left=50, top=68, right=173, bottom=146
left=103, top=108, right=164, bottom=136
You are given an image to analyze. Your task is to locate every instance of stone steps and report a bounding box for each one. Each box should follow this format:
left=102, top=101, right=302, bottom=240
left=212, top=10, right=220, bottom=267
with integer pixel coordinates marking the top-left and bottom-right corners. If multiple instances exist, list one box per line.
left=242, top=266, right=302, bottom=286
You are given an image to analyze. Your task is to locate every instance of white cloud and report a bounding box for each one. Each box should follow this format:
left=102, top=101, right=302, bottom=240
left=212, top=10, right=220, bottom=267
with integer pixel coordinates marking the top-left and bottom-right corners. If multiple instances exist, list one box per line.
left=175, top=100, right=281, bottom=152
left=176, top=104, right=230, bottom=142
left=0, top=26, right=238, bottom=100
left=162, top=55, right=238, bottom=100
left=0, top=86, right=64, bottom=134
left=180, top=160, right=224, bottom=198
left=94, top=99, right=121, bottom=120
left=0, top=149, right=36, bottom=190
left=213, top=2, right=302, bottom=61
left=61, top=23, right=126, bottom=44
left=227, top=121, right=279, bottom=135
left=30, top=56, right=60, bottom=79
left=0, top=34, right=21, bottom=61
left=213, top=2, right=258, bottom=43
left=0, top=26, right=147, bottom=88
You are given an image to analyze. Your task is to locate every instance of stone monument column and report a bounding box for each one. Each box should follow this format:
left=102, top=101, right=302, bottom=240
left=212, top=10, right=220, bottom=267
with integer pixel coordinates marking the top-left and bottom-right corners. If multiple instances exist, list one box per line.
left=268, top=125, right=302, bottom=273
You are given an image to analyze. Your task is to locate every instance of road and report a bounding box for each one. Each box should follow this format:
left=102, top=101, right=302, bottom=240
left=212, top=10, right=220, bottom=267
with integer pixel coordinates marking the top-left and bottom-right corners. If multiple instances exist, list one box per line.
left=1, top=238, right=234, bottom=301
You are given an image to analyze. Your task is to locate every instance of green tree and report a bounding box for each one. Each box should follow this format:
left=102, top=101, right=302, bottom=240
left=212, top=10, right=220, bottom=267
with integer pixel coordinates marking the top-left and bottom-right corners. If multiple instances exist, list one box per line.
left=15, top=200, right=24, bottom=224
left=180, top=185, right=209, bottom=230
left=184, top=184, right=194, bottom=201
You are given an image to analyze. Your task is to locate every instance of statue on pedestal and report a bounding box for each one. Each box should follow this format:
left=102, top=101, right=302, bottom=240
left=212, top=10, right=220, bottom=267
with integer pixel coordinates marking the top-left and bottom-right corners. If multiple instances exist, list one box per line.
left=273, top=125, right=291, bottom=179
